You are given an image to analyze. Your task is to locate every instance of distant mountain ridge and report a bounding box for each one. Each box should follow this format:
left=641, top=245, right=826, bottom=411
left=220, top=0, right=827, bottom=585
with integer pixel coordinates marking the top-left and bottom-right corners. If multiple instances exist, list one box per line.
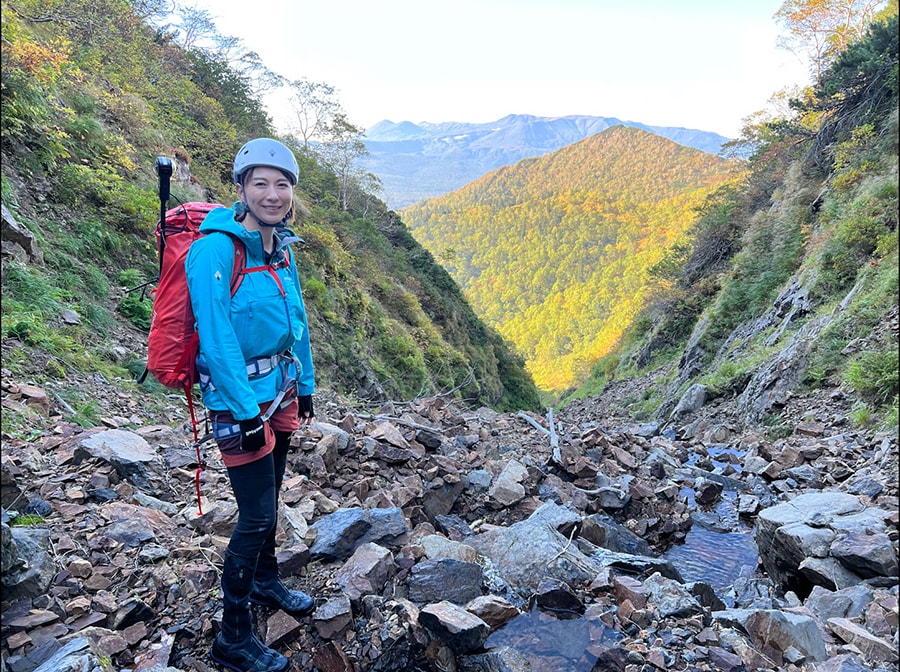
left=361, top=114, right=731, bottom=208
left=401, top=125, right=742, bottom=391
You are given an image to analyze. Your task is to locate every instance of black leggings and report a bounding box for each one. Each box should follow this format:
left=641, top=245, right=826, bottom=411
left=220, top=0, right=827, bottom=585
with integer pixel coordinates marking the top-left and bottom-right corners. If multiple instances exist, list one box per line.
left=225, top=430, right=291, bottom=561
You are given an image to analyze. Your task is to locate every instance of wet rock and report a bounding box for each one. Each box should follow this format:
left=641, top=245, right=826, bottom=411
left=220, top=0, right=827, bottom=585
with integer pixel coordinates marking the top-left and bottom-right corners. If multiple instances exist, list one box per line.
left=464, top=595, right=519, bottom=629
left=590, top=547, right=683, bottom=582
left=693, top=476, right=723, bottom=505
left=534, top=578, right=583, bottom=615
left=458, top=646, right=532, bottom=672
left=580, top=513, right=652, bottom=556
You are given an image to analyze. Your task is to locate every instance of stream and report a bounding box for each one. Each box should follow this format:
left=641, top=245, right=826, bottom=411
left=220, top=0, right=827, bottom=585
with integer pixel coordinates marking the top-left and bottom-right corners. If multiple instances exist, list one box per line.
left=482, top=444, right=761, bottom=669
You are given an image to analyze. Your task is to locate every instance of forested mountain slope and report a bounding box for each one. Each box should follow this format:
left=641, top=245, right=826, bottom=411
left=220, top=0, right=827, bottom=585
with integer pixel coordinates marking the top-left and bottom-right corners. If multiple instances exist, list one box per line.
left=569, top=12, right=899, bottom=434
left=0, top=0, right=542, bottom=436
left=402, top=126, right=742, bottom=391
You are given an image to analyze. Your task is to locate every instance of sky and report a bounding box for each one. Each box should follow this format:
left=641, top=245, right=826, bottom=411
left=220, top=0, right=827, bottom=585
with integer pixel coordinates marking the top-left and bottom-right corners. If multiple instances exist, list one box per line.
left=186, top=0, right=810, bottom=139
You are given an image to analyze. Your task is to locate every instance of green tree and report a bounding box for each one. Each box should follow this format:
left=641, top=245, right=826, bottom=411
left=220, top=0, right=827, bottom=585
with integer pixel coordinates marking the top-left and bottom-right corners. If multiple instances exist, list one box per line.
left=317, top=113, right=369, bottom=211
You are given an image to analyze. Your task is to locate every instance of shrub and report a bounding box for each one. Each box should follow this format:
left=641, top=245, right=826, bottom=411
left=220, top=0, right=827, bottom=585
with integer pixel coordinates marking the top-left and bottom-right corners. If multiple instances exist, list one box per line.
left=845, top=348, right=899, bottom=406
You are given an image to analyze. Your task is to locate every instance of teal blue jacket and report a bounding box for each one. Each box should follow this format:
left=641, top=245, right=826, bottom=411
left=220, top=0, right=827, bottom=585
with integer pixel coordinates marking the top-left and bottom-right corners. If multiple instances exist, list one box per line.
left=185, top=205, right=314, bottom=421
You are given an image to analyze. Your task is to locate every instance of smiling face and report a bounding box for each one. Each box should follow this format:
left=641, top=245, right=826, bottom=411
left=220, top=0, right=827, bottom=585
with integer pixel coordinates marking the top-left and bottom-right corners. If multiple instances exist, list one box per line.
left=236, top=166, right=293, bottom=228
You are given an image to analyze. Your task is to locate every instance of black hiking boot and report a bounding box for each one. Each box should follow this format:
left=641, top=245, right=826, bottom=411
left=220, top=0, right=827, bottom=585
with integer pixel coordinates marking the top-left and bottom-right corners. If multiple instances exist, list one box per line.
left=249, top=576, right=315, bottom=616
left=250, top=547, right=315, bottom=616
left=210, top=550, right=289, bottom=672
left=210, top=632, right=288, bottom=672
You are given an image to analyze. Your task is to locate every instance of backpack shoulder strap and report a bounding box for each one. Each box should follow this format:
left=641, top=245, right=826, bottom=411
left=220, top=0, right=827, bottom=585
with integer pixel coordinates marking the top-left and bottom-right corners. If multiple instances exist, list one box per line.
left=226, top=233, right=247, bottom=295
left=226, top=236, right=291, bottom=296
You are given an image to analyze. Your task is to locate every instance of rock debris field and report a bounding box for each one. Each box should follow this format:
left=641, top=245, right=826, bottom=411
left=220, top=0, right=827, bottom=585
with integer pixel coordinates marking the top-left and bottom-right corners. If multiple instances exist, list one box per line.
left=1, top=379, right=898, bottom=672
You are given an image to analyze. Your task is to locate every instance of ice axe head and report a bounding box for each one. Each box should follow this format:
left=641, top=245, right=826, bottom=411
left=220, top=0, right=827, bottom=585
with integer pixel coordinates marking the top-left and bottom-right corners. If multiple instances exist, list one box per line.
left=156, top=157, right=173, bottom=203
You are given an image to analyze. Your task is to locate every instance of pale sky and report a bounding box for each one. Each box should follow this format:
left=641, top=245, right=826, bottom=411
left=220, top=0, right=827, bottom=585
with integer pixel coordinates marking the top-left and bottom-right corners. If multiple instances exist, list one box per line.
left=187, top=0, right=810, bottom=139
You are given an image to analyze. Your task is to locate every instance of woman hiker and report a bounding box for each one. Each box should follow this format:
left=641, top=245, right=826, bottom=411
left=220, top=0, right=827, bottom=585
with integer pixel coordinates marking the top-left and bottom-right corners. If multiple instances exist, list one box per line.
left=186, top=137, right=316, bottom=672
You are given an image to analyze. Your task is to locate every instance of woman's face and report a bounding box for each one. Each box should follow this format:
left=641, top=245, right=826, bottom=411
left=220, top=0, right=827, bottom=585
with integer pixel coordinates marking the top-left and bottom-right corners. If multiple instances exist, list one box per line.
left=237, top=166, right=293, bottom=226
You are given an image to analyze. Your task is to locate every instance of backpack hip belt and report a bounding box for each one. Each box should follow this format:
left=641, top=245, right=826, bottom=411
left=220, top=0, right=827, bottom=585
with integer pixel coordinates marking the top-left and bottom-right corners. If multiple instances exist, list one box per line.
left=197, top=352, right=288, bottom=390
left=199, top=351, right=302, bottom=423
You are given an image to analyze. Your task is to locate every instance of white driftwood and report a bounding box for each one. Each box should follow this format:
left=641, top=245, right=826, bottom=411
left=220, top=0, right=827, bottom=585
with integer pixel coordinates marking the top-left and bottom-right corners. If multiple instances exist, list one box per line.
left=517, top=410, right=562, bottom=467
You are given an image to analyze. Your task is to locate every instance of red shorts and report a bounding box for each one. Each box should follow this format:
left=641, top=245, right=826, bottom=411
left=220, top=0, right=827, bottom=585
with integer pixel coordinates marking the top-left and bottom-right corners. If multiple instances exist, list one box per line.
left=209, top=398, right=299, bottom=468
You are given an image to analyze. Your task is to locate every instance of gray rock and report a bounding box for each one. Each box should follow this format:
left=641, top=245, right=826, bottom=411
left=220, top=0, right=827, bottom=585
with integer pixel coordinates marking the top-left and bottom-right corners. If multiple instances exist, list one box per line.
left=814, top=653, right=881, bottom=672
left=104, top=519, right=155, bottom=548
left=755, top=492, right=890, bottom=592
left=803, top=584, right=874, bottom=622
left=334, top=542, right=395, bottom=603
left=745, top=609, right=828, bottom=663
left=468, top=504, right=604, bottom=594
left=2, top=524, right=55, bottom=600
left=313, top=596, right=353, bottom=639
left=309, top=508, right=372, bottom=561
left=422, top=479, right=465, bottom=519
left=357, top=506, right=410, bottom=548
left=2, top=203, right=44, bottom=264
left=581, top=513, right=653, bottom=556
left=465, top=470, right=492, bottom=492
left=408, top=558, right=483, bottom=605
left=419, top=534, right=480, bottom=563
left=671, top=383, right=708, bottom=418
left=458, top=646, right=533, bottom=672
left=831, top=532, right=899, bottom=579
left=707, top=646, right=744, bottom=672
left=487, top=459, right=528, bottom=507
left=73, top=429, right=164, bottom=491
left=464, top=595, right=520, bottom=629
left=643, top=572, right=702, bottom=618
left=534, top=577, right=583, bottom=614
left=590, top=547, right=684, bottom=582
left=827, top=617, right=899, bottom=664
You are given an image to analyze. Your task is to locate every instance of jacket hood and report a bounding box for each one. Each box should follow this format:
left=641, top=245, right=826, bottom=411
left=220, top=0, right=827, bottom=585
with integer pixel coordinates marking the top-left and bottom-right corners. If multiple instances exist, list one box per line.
left=199, top=203, right=255, bottom=239
left=199, top=203, right=302, bottom=256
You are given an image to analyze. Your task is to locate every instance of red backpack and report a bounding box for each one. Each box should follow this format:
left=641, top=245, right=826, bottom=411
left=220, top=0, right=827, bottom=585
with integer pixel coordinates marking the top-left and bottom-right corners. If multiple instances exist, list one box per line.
left=146, top=201, right=227, bottom=392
